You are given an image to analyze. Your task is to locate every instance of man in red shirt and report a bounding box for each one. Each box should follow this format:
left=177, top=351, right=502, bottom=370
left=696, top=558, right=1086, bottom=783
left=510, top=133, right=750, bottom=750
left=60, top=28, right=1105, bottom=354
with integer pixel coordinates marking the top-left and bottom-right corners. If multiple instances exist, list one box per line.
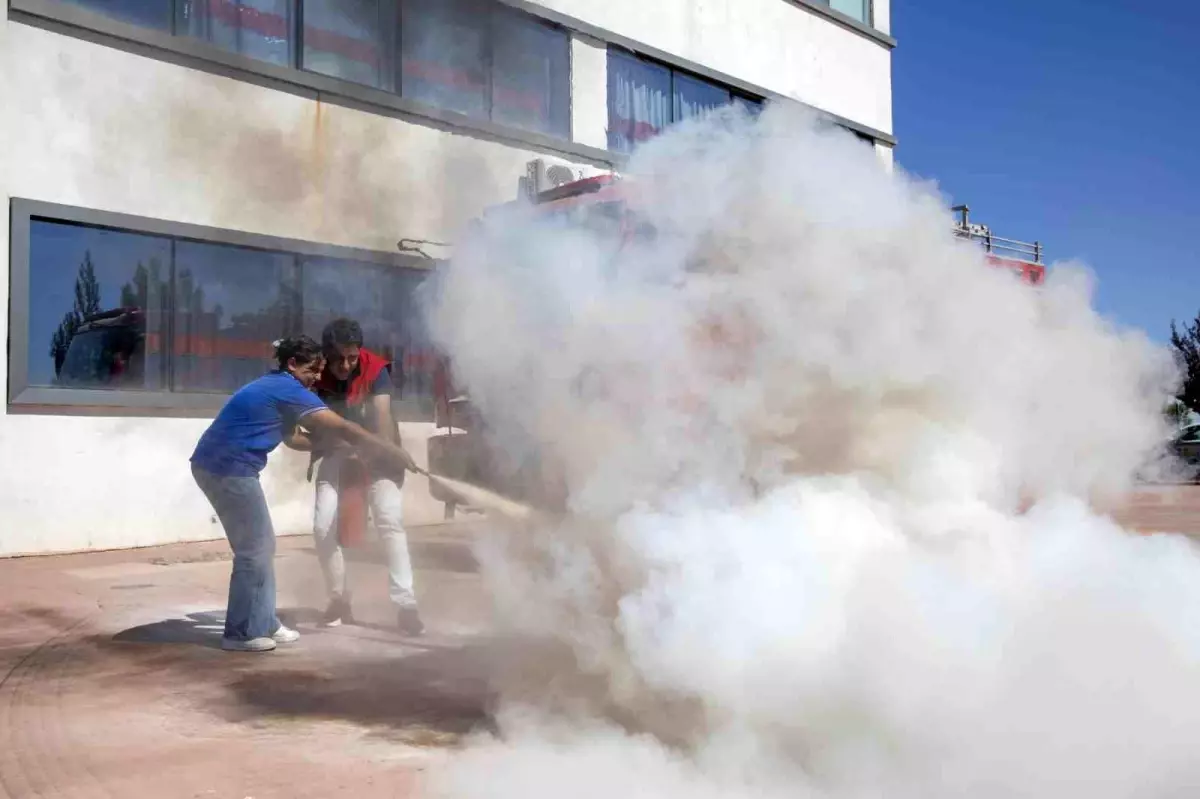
left=288, top=318, right=423, bottom=635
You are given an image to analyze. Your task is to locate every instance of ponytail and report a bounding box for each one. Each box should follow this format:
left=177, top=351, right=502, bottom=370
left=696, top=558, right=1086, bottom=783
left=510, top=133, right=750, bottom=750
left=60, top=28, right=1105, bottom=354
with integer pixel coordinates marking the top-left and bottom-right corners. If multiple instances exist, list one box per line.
left=273, top=335, right=322, bottom=370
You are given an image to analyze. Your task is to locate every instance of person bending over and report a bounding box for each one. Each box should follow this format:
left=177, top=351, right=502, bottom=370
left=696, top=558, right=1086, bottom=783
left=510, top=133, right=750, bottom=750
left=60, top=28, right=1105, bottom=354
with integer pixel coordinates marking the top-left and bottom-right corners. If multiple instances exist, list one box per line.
left=190, top=335, right=419, bottom=653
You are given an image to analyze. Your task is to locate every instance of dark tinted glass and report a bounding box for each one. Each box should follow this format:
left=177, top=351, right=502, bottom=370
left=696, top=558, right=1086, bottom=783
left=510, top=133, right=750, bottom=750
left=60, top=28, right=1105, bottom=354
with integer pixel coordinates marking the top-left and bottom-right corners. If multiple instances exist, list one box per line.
left=179, top=0, right=293, bottom=66
left=300, top=257, right=435, bottom=413
left=400, top=0, right=487, bottom=120
left=732, top=94, right=764, bottom=118
left=673, top=71, right=732, bottom=123
left=28, top=220, right=171, bottom=390
left=607, top=49, right=672, bottom=153
left=63, top=0, right=173, bottom=31
left=173, top=240, right=298, bottom=392
left=491, top=11, right=569, bottom=138
left=302, top=0, right=390, bottom=89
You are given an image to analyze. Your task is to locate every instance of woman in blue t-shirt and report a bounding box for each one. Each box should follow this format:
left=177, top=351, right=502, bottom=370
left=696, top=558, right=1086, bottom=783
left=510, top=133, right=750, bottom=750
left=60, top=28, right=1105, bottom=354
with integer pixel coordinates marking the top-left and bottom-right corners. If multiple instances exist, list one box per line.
left=191, top=335, right=420, bottom=653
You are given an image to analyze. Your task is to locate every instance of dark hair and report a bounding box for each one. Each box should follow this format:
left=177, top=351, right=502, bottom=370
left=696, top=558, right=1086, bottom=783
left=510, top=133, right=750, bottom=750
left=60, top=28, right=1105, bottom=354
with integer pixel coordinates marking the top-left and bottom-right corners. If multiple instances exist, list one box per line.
left=321, top=318, right=364, bottom=352
left=273, top=335, right=322, bottom=369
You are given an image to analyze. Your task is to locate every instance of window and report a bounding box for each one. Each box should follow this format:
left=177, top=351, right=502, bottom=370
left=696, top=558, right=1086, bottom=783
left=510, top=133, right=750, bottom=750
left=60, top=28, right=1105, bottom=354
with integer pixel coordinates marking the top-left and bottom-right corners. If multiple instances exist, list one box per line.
left=300, top=256, right=434, bottom=415
left=63, top=0, right=174, bottom=30
left=491, top=8, right=570, bottom=138
left=823, top=0, right=870, bottom=25
left=674, top=72, right=732, bottom=123
left=11, top=202, right=438, bottom=414
left=400, top=0, right=488, bottom=120
left=29, top=221, right=172, bottom=391
left=53, top=1, right=298, bottom=67
left=179, top=0, right=294, bottom=67
left=173, top=240, right=299, bottom=392
left=36, top=0, right=573, bottom=142
left=608, top=49, right=764, bottom=153
left=607, top=50, right=671, bottom=153
left=301, top=0, right=393, bottom=89
left=399, top=0, right=570, bottom=136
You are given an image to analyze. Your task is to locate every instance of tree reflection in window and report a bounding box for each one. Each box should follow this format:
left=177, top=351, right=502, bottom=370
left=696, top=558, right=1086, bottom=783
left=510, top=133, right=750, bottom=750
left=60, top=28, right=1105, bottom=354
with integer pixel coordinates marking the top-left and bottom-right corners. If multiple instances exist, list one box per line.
left=31, top=222, right=170, bottom=391
left=29, top=221, right=294, bottom=394
left=27, top=218, right=432, bottom=403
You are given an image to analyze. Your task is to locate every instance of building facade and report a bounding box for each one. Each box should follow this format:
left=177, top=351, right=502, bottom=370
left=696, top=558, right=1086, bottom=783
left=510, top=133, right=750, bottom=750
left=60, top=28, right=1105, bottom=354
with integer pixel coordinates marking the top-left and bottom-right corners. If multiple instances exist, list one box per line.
left=0, top=0, right=894, bottom=556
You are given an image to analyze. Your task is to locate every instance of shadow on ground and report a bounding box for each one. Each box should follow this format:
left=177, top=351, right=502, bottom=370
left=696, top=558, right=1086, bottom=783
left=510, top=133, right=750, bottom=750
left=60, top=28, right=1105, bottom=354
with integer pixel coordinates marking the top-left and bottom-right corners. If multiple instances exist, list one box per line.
left=108, top=607, right=439, bottom=648
left=223, top=645, right=495, bottom=745
left=96, top=606, right=494, bottom=745
left=113, top=610, right=229, bottom=648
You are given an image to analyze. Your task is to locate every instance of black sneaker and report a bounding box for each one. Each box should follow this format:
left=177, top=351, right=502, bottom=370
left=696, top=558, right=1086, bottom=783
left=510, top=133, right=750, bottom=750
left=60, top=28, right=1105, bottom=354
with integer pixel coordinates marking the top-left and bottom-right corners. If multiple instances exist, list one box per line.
left=320, top=597, right=353, bottom=628
left=397, top=606, right=425, bottom=636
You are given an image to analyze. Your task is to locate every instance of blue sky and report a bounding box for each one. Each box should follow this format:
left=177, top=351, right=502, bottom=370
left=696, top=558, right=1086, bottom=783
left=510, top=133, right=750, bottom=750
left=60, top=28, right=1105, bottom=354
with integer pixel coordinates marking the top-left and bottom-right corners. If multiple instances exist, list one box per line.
left=892, top=0, right=1200, bottom=342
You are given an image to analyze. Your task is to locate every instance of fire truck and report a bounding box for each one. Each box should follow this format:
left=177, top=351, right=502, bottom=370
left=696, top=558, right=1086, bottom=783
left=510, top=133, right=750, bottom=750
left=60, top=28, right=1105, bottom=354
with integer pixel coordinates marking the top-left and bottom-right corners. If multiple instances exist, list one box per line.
left=950, top=204, right=1046, bottom=285
left=426, top=173, right=1050, bottom=518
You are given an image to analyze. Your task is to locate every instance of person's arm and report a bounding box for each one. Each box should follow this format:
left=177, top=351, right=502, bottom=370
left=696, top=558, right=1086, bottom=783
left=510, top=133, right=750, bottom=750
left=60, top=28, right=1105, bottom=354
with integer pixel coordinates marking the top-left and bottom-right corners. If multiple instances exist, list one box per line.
left=282, top=427, right=314, bottom=452
left=369, top=368, right=399, bottom=438
left=372, top=393, right=399, bottom=440
left=303, top=409, right=420, bottom=474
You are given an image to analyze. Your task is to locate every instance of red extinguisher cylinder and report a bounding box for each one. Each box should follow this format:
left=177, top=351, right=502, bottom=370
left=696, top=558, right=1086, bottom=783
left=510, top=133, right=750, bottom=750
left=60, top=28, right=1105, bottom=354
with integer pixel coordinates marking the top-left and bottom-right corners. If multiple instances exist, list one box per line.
left=337, top=456, right=370, bottom=548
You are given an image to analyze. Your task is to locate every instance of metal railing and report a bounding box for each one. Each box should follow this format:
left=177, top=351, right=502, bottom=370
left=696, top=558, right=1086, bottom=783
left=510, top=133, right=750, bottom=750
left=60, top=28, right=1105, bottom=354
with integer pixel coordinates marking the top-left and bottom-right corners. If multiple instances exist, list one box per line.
left=951, top=204, right=1043, bottom=264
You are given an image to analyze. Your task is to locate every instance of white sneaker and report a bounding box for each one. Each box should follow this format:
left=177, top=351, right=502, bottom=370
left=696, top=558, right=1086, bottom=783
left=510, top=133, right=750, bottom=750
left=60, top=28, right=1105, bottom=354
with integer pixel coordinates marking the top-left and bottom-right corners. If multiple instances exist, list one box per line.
left=271, top=624, right=300, bottom=644
left=221, top=636, right=277, bottom=652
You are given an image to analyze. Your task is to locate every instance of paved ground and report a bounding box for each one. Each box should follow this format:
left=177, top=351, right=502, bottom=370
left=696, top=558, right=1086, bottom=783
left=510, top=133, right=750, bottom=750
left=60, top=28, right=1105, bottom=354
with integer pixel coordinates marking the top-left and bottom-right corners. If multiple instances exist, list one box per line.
left=0, top=522, right=496, bottom=799
left=2, top=486, right=1199, bottom=799
left=1107, top=484, right=1200, bottom=536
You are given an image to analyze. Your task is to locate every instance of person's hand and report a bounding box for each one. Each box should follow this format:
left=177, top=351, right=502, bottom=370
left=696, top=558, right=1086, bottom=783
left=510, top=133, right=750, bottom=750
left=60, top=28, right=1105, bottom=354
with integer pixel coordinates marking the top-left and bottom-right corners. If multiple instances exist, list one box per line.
left=393, top=445, right=420, bottom=474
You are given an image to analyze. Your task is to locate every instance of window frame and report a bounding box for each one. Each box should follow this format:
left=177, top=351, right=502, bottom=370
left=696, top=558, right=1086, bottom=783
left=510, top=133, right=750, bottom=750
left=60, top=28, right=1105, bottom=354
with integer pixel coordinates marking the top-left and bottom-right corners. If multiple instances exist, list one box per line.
left=176, top=0, right=299, bottom=69
left=8, top=198, right=435, bottom=415
left=607, top=47, right=766, bottom=154
left=298, top=0, right=400, bottom=93
left=397, top=0, right=493, bottom=124
left=487, top=2, right=572, bottom=139
left=12, top=0, right=608, bottom=167
left=11, top=0, right=895, bottom=160
left=814, top=0, right=873, bottom=29
left=14, top=0, right=587, bottom=152
left=606, top=47, right=674, bottom=153
left=394, top=0, right=571, bottom=138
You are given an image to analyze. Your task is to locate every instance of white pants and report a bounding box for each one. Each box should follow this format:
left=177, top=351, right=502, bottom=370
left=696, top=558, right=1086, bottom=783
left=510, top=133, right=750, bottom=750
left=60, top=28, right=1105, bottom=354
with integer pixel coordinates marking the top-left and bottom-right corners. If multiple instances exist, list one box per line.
left=313, top=451, right=416, bottom=609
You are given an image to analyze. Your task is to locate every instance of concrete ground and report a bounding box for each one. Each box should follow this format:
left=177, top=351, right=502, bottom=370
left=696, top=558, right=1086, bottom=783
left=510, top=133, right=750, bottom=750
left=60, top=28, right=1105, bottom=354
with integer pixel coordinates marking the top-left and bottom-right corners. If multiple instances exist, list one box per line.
left=2, top=485, right=1200, bottom=799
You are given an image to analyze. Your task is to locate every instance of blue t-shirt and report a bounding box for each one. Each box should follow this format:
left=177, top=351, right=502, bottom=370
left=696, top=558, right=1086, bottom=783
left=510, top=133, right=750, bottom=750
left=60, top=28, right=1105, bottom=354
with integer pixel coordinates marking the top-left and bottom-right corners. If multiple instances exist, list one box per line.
left=191, top=371, right=327, bottom=477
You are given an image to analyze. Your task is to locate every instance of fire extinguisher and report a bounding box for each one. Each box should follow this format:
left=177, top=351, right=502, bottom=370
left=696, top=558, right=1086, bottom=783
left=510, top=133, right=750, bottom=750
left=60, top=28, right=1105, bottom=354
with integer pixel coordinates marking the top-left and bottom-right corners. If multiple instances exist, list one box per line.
left=336, top=455, right=370, bottom=548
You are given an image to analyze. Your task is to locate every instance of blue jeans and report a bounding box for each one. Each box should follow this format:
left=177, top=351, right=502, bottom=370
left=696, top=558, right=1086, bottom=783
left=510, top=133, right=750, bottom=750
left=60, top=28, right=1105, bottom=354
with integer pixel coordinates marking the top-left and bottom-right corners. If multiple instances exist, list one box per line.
left=191, top=464, right=280, bottom=640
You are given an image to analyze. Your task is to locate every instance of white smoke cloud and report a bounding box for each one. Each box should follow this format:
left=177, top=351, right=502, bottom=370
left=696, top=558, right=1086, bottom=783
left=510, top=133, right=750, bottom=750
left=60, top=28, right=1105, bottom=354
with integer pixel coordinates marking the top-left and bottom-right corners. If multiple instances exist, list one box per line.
left=420, top=104, right=1195, bottom=798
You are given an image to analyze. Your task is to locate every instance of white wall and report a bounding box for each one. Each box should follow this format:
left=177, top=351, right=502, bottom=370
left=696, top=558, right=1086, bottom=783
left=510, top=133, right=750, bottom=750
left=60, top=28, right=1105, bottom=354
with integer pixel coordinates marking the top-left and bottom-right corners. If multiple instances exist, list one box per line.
left=570, top=33, right=610, bottom=150
left=0, top=14, right=601, bottom=557
left=530, top=0, right=893, bottom=136
left=875, top=142, right=895, bottom=171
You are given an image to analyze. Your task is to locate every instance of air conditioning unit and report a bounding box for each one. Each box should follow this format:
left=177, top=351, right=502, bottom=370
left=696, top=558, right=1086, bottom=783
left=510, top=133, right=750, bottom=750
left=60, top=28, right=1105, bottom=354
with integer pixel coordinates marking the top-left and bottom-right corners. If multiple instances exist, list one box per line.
left=519, top=159, right=582, bottom=200
left=546, top=164, right=576, bottom=186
